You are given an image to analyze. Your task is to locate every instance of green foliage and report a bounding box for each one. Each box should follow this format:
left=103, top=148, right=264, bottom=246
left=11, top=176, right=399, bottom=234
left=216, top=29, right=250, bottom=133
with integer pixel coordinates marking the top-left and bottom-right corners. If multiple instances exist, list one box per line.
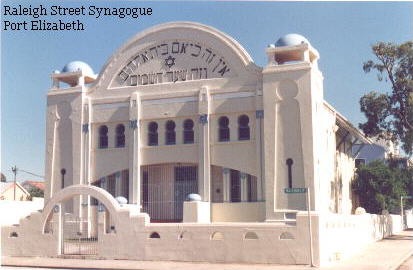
left=360, top=41, right=413, bottom=155
left=28, top=187, right=44, bottom=200
left=353, top=160, right=413, bottom=214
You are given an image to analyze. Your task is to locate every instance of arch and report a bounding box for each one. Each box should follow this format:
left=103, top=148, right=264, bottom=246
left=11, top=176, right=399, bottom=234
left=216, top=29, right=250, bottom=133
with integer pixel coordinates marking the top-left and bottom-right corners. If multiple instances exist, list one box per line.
left=94, top=22, right=261, bottom=91
left=279, top=231, right=295, bottom=240
left=238, top=114, right=250, bottom=140
left=244, top=231, right=258, bottom=240
left=218, top=116, right=230, bottom=142
left=149, top=232, right=160, bottom=239
left=211, top=231, right=224, bottom=240
left=10, top=232, right=18, bottom=238
left=165, top=120, right=176, bottom=145
left=99, top=125, right=109, bottom=148
left=115, top=124, right=125, bottom=148
left=42, top=185, right=122, bottom=233
left=183, top=119, right=194, bottom=144
left=148, top=122, right=158, bottom=146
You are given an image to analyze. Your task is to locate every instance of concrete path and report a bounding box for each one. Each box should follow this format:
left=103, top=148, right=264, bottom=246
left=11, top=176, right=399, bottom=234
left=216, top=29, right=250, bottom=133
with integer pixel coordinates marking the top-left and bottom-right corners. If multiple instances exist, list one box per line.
left=2, top=230, right=412, bottom=270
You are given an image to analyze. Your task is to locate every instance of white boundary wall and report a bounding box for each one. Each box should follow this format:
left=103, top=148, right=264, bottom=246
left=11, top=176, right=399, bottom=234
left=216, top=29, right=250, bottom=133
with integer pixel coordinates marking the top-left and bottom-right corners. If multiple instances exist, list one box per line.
left=319, top=213, right=404, bottom=263
left=0, top=199, right=44, bottom=226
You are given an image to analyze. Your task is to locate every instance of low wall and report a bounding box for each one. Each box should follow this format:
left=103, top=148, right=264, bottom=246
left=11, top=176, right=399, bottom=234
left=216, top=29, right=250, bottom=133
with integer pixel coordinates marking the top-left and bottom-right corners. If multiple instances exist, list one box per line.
left=319, top=213, right=403, bottom=264
left=2, top=205, right=319, bottom=265
left=211, top=202, right=265, bottom=222
left=0, top=199, right=44, bottom=225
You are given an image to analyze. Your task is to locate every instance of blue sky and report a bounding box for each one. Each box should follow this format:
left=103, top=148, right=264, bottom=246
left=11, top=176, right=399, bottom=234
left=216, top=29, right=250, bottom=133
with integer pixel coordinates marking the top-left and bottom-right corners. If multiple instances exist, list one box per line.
left=1, top=1, right=412, bottom=182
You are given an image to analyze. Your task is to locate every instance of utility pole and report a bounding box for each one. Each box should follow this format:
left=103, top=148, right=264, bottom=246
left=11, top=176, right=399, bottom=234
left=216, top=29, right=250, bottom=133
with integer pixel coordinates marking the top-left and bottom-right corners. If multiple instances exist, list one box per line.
left=11, top=166, right=18, bottom=200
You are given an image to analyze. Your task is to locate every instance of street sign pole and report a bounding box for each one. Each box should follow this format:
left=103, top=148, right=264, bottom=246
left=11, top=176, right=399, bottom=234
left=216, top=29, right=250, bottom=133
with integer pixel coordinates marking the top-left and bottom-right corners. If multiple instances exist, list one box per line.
left=401, top=196, right=404, bottom=228
left=307, top=187, right=314, bottom=267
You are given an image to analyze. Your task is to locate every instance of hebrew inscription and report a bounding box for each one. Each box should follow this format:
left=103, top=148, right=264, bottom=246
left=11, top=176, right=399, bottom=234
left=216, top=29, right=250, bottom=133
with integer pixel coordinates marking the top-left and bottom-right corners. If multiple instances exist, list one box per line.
left=116, top=40, right=232, bottom=86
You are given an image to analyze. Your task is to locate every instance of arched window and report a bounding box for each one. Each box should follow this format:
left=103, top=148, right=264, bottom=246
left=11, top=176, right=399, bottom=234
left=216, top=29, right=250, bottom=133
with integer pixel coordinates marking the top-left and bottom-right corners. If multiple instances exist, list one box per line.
left=183, top=119, right=194, bottom=144
left=115, top=124, right=125, bottom=148
left=238, top=115, right=250, bottom=140
left=148, top=122, right=158, bottom=146
left=218, top=116, right=230, bottom=142
left=165, top=120, right=176, bottom=145
left=99, top=125, right=108, bottom=149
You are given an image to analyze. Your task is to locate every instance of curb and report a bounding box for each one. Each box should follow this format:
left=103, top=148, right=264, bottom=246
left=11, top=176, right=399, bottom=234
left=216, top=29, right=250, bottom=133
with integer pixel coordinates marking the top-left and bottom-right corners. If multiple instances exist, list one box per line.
left=388, top=251, right=412, bottom=270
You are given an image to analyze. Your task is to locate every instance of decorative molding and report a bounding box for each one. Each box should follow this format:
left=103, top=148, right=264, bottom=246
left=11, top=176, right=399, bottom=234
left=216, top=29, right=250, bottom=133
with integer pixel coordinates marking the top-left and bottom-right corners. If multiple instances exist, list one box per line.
left=142, top=96, right=197, bottom=105
left=256, top=110, right=264, bottom=119
left=212, top=91, right=255, bottom=100
left=82, top=123, right=89, bottom=133
left=199, top=114, right=208, bottom=124
left=94, top=103, right=129, bottom=110
left=129, top=120, right=138, bottom=129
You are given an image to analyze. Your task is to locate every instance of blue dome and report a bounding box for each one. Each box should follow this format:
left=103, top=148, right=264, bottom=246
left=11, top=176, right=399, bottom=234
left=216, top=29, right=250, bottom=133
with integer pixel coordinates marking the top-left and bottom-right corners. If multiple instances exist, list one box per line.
left=275, top=34, right=310, bottom=47
left=62, top=61, right=94, bottom=76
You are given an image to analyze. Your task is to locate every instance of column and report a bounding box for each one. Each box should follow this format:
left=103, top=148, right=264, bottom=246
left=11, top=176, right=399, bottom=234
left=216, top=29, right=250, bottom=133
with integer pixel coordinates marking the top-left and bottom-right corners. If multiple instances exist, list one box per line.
left=255, top=109, right=264, bottom=201
left=129, top=92, right=141, bottom=207
left=115, top=171, right=122, bottom=197
left=198, top=88, right=211, bottom=202
left=240, top=172, right=248, bottom=202
left=222, top=168, right=230, bottom=202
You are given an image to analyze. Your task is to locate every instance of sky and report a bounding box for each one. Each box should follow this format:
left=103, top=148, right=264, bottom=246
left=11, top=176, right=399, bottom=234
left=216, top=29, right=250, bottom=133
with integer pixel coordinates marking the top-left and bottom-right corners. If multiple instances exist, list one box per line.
left=1, top=1, right=412, bottom=182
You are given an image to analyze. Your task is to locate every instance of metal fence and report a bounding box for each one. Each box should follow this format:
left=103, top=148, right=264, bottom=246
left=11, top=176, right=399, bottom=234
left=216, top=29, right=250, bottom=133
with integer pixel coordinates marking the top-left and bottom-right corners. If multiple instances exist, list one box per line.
left=62, top=214, right=98, bottom=255
left=142, top=164, right=198, bottom=222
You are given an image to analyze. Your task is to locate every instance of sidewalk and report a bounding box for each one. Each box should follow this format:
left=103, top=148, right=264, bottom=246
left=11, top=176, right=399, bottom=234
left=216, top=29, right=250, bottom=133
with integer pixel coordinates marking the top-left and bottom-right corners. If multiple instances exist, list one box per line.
left=2, top=230, right=413, bottom=270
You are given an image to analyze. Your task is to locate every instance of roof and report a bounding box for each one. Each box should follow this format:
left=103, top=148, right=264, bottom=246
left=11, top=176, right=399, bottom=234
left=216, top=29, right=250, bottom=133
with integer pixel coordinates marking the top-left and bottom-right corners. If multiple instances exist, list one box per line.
left=22, top=181, right=45, bottom=191
left=0, top=182, right=30, bottom=196
left=323, top=101, right=372, bottom=144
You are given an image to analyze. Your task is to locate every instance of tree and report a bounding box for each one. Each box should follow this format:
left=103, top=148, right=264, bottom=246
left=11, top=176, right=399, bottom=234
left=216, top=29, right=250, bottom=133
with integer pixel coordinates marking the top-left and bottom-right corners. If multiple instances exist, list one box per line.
left=28, top=187, right=44, bottom=200
left=353, top=160, right=412, bottom=214
left=359, top=41, right=413, bottom=155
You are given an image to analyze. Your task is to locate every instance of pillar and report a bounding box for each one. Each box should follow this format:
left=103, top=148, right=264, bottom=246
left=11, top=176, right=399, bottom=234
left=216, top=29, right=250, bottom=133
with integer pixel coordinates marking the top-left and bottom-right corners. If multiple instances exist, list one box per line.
left=240, top=173, right=248, bottom=202
left=222, top=168, right=230, bottom=202
left=198, top=87, right=211, bottom=202
left=129, top=92, right=141, bottom=207
left=255, top=109, right=264, bottom=201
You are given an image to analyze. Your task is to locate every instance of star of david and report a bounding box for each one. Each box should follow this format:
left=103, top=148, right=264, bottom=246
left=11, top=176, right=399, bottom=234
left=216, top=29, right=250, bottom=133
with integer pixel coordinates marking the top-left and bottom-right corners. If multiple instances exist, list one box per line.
left=164, top=55, right=176, bottom=68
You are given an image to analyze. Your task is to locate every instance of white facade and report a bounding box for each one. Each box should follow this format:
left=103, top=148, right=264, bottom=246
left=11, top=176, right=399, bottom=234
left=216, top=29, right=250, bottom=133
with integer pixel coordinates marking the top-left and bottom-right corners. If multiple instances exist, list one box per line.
left=4, top=22, right=396, bottom=266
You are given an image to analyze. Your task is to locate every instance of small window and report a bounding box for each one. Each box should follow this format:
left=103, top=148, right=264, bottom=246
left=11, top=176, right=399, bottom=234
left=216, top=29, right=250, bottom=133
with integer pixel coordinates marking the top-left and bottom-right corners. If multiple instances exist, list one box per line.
left=10, top=232, right=18, bottom=238
left=211, top=232, right=224, bottom=240
left=148, top=122, right=158, bottom=146
left=238, top=115, right=250, bottom=140
left=165, top=120, right=176, bottom=145
left=244, top=232, right=258, bottom=240
left=99, top=125, right=108, bottom=149
left=279, top=232, right=295, bottom=240
left=218, top=116, right=230, bottom=142
left=115, top=124, right=125, bottom=148
left=183, top=119, right=194, bottom=144
left=355, top=158, right=366, bottom=168
left=149, top=232, right=160, bottom=239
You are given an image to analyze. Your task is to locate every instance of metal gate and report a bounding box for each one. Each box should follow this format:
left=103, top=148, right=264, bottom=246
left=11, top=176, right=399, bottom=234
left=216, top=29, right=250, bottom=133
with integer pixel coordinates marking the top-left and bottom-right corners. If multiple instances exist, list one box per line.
left=62, top=214, right=98, bottom=255
left=142, top=164, right=198, bottom=222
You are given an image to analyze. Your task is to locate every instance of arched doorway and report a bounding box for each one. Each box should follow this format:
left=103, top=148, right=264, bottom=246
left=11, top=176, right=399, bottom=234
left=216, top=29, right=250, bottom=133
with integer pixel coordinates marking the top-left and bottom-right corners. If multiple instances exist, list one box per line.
left=42, top=185, right=121, bottom=255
